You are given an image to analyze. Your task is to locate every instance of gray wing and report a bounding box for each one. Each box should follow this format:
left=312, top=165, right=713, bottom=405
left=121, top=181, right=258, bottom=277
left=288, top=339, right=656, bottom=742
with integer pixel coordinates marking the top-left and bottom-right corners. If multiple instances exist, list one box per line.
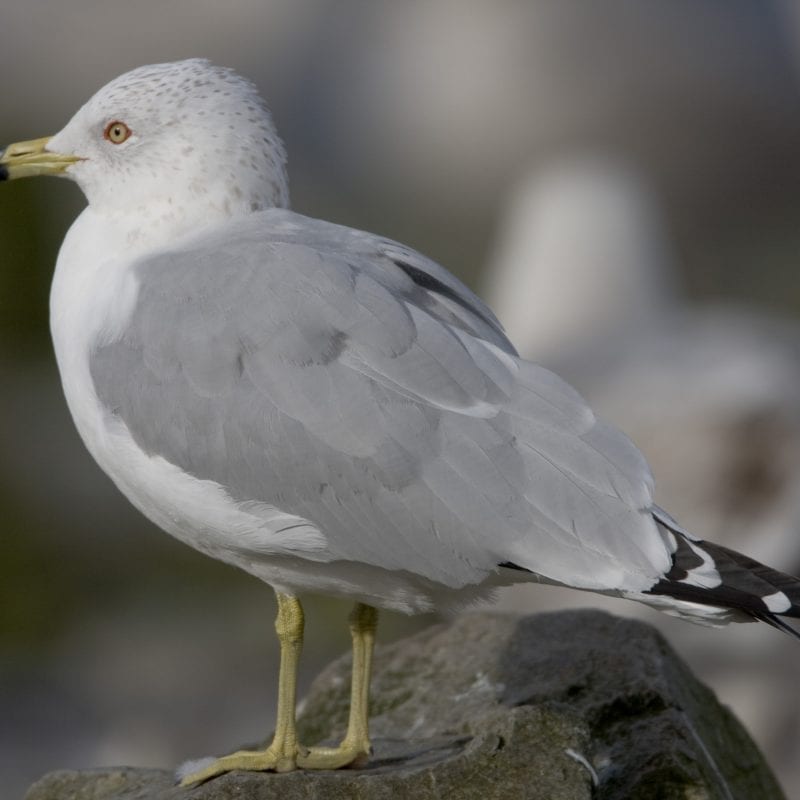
left=90, top=209, right=669, bottom=591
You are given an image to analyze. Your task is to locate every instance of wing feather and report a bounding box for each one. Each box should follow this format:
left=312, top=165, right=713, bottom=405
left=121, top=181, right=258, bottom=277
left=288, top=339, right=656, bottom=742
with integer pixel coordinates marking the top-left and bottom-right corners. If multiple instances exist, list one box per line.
left=90, top=208, right=667, bottom=592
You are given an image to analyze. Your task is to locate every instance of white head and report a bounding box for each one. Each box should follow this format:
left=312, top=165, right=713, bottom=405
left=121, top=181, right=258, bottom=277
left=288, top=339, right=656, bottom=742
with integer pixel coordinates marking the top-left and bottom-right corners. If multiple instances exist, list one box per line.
left=43, top=59, right=289, bottom=218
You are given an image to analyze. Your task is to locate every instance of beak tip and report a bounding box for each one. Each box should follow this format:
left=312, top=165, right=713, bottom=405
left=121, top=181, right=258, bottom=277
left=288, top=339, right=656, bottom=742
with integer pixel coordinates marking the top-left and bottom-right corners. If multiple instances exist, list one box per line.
left=0, top=137, right=77, bottom=180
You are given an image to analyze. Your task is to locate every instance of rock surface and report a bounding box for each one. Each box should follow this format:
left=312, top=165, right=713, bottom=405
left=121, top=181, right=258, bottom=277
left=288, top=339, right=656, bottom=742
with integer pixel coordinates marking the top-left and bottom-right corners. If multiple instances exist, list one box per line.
left=24, top=610, right=785, bottom=800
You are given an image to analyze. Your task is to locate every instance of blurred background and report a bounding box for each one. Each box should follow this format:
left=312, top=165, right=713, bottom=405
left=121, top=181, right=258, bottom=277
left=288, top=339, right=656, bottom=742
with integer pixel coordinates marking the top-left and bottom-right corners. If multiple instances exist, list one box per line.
left=2, top=1, right=800, bottom=797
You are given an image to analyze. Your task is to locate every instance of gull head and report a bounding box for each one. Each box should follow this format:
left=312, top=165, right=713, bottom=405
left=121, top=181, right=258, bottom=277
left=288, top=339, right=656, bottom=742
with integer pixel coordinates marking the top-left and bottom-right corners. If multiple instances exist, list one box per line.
left=1, top=59, right=289, bottom=218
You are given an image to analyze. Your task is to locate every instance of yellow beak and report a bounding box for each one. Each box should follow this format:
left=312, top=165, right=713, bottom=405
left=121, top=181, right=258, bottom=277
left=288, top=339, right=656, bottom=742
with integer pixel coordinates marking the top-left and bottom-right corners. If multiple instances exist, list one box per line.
left=0, top=136, right=81, bottom=180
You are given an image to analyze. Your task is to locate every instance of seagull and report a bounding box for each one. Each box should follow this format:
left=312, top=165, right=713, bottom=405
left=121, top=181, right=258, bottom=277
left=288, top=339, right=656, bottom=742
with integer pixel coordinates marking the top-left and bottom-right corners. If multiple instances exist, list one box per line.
left=2, top=59, right=798, bottom=786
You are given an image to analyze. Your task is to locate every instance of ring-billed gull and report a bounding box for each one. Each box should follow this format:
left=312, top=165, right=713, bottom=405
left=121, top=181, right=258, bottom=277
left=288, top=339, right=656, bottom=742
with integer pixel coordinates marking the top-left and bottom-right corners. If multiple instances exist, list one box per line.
left=1, top=59, right=798, bottom=786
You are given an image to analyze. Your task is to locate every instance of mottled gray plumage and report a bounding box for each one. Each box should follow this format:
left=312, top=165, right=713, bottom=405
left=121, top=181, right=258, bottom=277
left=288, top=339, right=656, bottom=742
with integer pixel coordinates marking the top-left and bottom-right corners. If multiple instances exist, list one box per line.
left=90, top=208, right=664, bottom=593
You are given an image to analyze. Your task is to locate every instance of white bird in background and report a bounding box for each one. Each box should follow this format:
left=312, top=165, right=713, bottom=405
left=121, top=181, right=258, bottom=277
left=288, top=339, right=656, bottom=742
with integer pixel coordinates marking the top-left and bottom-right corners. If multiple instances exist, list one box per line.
left=486, top=157, right=678, bottom=360
left=1, top=61, right=799, bottom=787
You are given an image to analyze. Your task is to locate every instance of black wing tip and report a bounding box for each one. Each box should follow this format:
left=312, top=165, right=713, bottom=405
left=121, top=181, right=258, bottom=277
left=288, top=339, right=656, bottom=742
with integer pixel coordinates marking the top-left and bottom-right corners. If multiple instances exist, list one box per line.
left=647, top=515, right=800, bottom=637
left=498, top=560, right=532, bottom=573
left=749, top=610, right=800, bottom=640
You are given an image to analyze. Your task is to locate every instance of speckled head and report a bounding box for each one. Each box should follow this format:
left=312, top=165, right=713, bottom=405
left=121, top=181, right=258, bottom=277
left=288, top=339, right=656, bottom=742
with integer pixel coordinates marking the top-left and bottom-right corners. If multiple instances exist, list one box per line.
left=45, top=58, right=289, bottom=215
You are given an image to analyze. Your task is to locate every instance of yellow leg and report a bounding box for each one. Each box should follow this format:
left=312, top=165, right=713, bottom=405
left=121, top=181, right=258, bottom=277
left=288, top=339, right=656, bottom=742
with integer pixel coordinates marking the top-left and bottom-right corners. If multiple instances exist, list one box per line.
left=298, top=602, right=378, bottom=769
left=180, top=592, right=305, bottom=786
left=179, top=597, right=379, bottom=786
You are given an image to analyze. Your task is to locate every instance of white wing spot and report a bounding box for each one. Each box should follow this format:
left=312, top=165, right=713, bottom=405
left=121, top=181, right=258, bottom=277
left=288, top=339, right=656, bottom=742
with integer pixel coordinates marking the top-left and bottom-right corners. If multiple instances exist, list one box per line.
left=761, top=590, right=791, bottom=613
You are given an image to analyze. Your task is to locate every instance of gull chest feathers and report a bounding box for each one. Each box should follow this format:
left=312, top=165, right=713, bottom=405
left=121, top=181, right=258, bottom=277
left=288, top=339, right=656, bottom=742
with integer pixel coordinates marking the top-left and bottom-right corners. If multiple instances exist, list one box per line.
left=51, top=208, right=142, bottom=422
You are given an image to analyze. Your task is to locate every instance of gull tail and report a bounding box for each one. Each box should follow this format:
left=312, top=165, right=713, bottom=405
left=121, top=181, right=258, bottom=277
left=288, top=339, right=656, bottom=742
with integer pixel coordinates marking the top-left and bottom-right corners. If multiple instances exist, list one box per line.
left=641, top=507, right=800, bottom=639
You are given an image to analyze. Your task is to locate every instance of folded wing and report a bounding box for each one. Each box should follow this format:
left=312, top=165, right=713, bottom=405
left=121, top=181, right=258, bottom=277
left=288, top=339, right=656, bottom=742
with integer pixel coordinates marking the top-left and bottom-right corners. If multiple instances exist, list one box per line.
left=89, top=209, right=670, bottom=591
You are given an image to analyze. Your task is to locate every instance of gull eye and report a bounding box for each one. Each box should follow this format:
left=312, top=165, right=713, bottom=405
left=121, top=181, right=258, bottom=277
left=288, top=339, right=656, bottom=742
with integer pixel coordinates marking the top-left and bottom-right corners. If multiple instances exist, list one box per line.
left=104, top=121, right=132, bottom=144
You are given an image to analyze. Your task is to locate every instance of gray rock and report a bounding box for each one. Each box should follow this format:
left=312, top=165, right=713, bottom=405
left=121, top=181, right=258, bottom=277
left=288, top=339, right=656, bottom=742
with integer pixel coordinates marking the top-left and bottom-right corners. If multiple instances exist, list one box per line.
left=24, top=610, right=785, bottom=800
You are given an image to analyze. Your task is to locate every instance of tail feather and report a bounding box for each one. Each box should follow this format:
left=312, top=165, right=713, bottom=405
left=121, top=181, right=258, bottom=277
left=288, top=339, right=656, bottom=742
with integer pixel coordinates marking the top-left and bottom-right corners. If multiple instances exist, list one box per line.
left=749, top=610, right=800, bottom=641
left=646, top=510, right=800, bottom=637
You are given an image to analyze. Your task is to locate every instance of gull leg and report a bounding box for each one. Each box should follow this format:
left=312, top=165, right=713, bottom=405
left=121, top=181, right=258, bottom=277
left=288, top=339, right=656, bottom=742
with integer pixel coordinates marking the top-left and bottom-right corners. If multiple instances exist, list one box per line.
left=180, top=592, right=305, bottom=785
left=298, top=602, right=378, bottom=769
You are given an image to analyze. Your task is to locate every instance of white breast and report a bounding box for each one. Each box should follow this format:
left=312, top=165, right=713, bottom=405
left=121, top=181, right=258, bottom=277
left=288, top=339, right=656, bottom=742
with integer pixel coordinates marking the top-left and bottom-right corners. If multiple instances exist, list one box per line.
left=50, top=208, right=142, bottom=454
